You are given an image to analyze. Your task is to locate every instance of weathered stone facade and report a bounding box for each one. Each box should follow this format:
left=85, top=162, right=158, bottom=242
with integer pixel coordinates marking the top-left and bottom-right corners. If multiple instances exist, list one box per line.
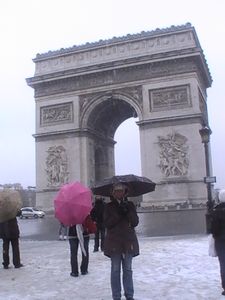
left=27, top=23, right=212, bottom=211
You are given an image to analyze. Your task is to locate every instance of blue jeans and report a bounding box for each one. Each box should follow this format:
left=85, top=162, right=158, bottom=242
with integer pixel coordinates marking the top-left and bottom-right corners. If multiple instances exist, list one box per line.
left=110, top=253, right=134, bottom=300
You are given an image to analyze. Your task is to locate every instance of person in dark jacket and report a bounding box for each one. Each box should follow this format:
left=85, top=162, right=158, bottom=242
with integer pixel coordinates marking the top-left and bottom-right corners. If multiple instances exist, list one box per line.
left=90, top=196, right=105, bottom=252
left=211, top=190, right=225, bottom=296
left=68, top=216, right=90, bottom=277
left=0, top=215, right=23, bottom=269
left=103, top=183, right=139, bottom=300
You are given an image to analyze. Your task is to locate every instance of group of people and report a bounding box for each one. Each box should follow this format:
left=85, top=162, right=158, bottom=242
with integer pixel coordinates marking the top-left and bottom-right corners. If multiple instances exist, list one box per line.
left=60, top=183, right=138, bottom=300
left=3, top=185, right=225, bottom=299
left=0, top=183, right=138, bottom=300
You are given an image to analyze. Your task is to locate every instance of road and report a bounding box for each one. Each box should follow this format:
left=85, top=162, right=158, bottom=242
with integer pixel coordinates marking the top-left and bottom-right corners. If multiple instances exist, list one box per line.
left=17, top=209, right=206, bottom=240
left=18, top=214, right=60, bottom=241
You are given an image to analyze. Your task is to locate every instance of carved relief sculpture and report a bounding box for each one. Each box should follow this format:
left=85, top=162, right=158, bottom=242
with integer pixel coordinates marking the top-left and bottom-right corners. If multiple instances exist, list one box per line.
left=149, top=85, right=190, bottom=112
left=40, top=102, right=73, bottom=126
left=45, top=146, right=69, bottom=187
left=158, top=132, right=189, bottom=177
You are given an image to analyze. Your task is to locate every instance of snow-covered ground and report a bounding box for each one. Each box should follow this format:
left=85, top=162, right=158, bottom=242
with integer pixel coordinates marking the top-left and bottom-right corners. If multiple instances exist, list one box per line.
left=0, top=235, right=223, bottom=300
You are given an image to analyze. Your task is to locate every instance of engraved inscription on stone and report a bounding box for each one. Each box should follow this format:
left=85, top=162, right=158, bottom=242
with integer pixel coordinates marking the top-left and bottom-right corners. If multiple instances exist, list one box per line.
left=149, top=85, right=190, bottom=111
left=158, top=132, right=189, bottom=177
left=45, top=145, right=69, bottom=187
left=40, top=102, right=73, bottom=125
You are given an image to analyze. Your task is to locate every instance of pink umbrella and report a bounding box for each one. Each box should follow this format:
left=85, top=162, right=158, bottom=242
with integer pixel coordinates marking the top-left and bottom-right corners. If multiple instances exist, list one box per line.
left=54, top=182, right=92, bottom=226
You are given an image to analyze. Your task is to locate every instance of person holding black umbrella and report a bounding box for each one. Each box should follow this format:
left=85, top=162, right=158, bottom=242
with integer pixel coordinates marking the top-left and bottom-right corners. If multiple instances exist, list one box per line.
left=103, top=183, right=139, bottom=300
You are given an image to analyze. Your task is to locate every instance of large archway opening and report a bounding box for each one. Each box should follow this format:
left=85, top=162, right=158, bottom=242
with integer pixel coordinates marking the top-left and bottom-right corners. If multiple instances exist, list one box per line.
left=114, top=117, right=141, bottom=176
left=85, top=95, right=141, bottom=183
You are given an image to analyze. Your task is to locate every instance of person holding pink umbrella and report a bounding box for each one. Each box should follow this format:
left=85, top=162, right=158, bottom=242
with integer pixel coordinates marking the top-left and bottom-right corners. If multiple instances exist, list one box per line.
left=54, top=182, right=94, bottom=277
left=54, top=182, right=92, bottom=226
left=68, top=214, right=96, bottom=277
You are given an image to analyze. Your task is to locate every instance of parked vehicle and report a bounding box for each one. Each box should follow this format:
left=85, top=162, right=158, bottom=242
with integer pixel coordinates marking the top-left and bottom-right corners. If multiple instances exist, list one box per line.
left=20, top=207, right=45, bottom=219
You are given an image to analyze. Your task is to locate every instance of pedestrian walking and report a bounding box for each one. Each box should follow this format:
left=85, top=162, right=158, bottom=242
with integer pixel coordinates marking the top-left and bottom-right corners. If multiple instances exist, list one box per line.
left=210, top=189, right=225, bottom=296
left=0, top=213, right=24, bottom=269
left=90, top=195, right=105, bottom=252
left=103, top=183, right=139, bottom=300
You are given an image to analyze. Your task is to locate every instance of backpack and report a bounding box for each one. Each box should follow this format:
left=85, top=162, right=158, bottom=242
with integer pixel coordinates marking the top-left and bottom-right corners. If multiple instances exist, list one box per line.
left=83, top=215, right=97, bottom=234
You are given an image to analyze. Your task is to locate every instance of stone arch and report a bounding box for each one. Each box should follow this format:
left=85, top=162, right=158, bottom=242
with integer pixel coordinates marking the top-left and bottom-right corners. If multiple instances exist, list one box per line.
left=27, top=24, right=212, bottom=214
left=79, top=91, right=142, bottom=184
left=80, top=92, right=142, bottom=138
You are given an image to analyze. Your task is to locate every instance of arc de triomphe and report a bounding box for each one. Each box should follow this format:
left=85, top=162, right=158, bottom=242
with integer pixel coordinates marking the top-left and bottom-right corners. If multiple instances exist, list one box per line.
left=27, top=23, right=212, bottom=212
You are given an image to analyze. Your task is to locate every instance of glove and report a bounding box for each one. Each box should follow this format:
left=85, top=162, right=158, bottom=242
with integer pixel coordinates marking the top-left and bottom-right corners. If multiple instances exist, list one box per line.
left=118, top=200, right=129, bottom=215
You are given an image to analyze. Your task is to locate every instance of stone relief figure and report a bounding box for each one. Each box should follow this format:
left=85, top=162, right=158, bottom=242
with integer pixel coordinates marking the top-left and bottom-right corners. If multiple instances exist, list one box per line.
left=150, top=85, right=189, bottom=112
left=45, top=146, right=69, bottom=186
left=41, top=103, right=73, bottom=125
left=158, top=132, right=189, bottom=177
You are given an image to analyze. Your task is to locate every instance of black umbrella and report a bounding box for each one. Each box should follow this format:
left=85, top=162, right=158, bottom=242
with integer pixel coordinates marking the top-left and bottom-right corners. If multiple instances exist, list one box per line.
left=91, top=174, right=156, bottom=197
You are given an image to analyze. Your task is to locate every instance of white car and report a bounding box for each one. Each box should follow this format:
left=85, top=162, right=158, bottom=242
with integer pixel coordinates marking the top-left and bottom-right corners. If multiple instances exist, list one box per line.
left=20, top=207, right=45, bottom=219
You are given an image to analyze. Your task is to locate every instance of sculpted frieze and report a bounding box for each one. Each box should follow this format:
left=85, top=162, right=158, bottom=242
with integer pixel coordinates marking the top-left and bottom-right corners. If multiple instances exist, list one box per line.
left=35, top=31, right=195, bottom=76
left=158, top=132, right=189, bottom=177
left=149, top=85, right=190, bottom=112
left=35, top=58, right=197, bottom=98
left=40, top=102, right=73, bottom=126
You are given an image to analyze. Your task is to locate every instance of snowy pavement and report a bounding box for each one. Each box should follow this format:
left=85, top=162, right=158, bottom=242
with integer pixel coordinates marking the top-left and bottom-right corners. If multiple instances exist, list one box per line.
left=0, top=235, right=223, bottom=300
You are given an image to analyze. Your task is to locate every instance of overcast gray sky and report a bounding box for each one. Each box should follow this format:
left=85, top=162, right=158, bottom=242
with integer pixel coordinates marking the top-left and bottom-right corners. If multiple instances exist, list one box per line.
left=0, top=0, right=224, bottom=189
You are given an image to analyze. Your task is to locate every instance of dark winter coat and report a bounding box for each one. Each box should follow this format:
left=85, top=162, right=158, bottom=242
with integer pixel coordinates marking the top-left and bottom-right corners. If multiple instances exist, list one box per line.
left=0, top=218, right=20, bottom=240
left=90, top=199, right=105, bottom=225
left=211, top=202, right=225, bottom=239
left=103, top=198, right=139, bottom=258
